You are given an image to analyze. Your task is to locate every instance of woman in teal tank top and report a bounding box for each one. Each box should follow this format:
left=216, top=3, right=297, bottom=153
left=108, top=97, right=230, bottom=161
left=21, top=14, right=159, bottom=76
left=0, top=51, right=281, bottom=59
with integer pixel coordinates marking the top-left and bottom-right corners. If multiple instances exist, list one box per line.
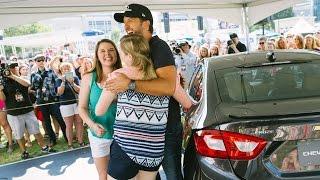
left=88, top=71, right=116, bottom=139
left=79, top=39, right=122, bottom=180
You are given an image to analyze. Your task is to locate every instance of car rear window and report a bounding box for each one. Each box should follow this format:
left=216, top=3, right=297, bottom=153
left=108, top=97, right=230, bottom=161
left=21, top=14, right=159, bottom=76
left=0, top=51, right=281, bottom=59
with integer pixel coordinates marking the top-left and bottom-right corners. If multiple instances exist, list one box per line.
left=216, top=61, right=320, bottom=103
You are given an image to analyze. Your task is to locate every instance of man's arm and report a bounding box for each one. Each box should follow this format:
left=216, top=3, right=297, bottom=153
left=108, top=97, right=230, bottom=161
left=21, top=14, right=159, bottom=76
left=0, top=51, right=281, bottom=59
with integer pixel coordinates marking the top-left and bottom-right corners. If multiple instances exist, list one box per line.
left=136, top=66, right=176, bottom=96
left=230, top=44, right=240, bottom=53
left=106, top=65, right=176, bottom=96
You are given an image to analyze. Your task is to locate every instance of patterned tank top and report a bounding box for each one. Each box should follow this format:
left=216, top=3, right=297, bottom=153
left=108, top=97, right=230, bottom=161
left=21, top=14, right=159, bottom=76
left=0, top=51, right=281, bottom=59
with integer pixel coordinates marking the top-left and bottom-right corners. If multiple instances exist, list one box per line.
left=113, top=90, right=169, bottom=167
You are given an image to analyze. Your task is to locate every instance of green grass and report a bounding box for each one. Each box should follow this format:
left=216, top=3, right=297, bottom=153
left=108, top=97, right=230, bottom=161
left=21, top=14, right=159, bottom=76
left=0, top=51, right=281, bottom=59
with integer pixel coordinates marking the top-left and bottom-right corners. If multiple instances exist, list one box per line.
left=0, top=128, right=89, bottom=165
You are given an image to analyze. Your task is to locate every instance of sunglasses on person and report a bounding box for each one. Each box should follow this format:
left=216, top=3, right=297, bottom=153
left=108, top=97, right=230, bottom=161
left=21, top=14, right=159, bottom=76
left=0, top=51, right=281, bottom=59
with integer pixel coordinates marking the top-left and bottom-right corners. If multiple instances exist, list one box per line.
left=36, top=58, right=45, bottom=62
left=259, top=42, right=265, bottom=45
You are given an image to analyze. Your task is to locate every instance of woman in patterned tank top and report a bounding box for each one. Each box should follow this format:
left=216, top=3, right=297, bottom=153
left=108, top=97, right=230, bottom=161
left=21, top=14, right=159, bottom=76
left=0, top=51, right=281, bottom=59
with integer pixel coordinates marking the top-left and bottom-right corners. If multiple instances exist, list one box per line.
left=96, top=34, right=192, bottom=180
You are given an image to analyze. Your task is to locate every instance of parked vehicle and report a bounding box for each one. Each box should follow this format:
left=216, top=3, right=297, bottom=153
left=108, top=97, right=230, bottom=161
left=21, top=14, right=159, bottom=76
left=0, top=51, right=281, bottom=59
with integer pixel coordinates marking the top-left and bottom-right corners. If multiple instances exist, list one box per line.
left=183, top=50, right=320, bottom=180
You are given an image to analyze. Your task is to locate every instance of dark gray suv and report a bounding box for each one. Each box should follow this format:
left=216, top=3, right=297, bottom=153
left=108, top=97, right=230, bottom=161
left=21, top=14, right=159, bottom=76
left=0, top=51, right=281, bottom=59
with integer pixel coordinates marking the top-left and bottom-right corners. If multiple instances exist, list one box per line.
left=183, top=50, right=320, bottom=180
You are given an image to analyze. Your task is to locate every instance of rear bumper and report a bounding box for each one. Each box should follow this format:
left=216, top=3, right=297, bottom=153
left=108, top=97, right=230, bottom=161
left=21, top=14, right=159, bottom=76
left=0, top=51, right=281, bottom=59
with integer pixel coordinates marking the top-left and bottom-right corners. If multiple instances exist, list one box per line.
left=197, top=154, right=320, bottom=180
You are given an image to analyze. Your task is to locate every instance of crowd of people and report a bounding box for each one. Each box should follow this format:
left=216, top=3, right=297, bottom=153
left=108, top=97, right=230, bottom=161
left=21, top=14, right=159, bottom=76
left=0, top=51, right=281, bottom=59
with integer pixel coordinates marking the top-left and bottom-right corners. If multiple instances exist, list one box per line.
left=256, top=33, right=320, bottom=51
left=0, top=4, right=192, bottom=180
left=0, top=53, right=94, bottom=159
left=2, top=3, right=320, bottom=180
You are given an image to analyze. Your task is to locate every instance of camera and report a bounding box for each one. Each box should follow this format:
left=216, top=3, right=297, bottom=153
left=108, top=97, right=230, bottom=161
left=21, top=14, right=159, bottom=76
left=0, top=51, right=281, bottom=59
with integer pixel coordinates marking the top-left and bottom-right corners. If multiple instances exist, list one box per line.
left=173, top=46, right=181, bottom=54
left=227, top=40, right=234, bottom=46
left=171, top=43, right=182, bottom=54
left=0, top=63, right=10, bottom=85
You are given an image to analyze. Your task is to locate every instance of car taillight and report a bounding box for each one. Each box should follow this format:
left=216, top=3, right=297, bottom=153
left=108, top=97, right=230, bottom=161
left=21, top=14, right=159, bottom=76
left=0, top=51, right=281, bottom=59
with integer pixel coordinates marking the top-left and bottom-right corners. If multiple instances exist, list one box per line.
left=194, top=129, right=267, bottom=160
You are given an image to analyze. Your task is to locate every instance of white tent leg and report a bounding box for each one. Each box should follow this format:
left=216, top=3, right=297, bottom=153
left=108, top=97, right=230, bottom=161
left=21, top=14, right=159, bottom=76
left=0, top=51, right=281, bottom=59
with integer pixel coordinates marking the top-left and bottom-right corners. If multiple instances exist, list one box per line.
left=0, top=45, right=5, bottom=57
left=11, top=46, right=17, bottom=56
left=22, top=48, right=26, bottom=59
left=241, top=4, right=250, bottom=51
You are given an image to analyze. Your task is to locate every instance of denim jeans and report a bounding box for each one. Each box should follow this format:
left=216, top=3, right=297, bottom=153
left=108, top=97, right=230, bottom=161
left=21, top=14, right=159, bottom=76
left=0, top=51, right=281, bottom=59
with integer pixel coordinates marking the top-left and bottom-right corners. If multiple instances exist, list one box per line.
left=39, top=103, right=67, bottom=143
left=160, top=120, right=183, bottom=180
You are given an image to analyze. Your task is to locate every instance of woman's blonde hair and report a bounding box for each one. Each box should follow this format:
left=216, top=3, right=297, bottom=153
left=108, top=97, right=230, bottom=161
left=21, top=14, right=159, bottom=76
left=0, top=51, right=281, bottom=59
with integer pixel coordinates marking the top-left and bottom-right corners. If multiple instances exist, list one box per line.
left=59, top=62, right=74, bottom=72
left=198, top=46, right=209, bottom=59
left=275, top=36, right=287, bottom=49
left=294, top=34, right=304, bottom=49
left=120, top=34, right=157, bottom=80
left=304, top=34, right=318, bottom=50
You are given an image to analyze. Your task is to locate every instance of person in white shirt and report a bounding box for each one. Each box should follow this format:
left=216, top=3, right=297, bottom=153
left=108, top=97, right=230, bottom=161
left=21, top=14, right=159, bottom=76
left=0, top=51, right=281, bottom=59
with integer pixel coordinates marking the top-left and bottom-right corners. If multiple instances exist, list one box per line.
left=174, top=41, right=197, bottom=89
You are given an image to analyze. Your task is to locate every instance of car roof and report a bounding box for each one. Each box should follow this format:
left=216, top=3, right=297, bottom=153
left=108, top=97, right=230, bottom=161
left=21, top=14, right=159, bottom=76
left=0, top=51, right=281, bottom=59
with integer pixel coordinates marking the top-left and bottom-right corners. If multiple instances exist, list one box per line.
left=207, top=50, right=320, bottom=70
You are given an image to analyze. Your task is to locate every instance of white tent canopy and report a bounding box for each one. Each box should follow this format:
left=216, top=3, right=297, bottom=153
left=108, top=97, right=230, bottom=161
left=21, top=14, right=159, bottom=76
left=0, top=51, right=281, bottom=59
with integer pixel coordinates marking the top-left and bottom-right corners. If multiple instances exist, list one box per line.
left=287, top=18, right=316, bottom=35
left=0, top=0, right=303, bottom=29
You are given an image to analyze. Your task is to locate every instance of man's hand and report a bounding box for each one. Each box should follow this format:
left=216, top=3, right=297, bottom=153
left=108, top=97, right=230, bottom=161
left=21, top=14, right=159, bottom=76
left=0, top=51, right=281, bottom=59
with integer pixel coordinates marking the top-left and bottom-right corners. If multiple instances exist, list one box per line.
left=105, top=73, right=130, bottom=94
left=230, top=43, right=240, bottom=53
left=230, top=43, right=237, bottom=50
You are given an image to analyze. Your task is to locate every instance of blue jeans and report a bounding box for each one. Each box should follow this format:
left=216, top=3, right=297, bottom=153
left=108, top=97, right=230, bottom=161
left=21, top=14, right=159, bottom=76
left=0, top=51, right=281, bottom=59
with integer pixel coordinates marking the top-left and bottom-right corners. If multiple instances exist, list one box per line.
left=161, top=120, right=183, bottom=180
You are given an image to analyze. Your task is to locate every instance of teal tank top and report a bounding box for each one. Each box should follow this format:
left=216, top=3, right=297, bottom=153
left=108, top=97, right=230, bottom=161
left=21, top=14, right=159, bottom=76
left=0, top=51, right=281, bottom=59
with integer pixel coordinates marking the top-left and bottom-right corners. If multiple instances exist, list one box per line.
left=88, top=71, right=116, bottom=139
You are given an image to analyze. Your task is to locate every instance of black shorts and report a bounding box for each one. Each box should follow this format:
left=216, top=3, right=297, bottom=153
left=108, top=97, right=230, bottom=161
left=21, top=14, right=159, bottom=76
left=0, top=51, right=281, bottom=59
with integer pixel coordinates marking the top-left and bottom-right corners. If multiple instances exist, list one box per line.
left=108, top=141, right=161, bottom=180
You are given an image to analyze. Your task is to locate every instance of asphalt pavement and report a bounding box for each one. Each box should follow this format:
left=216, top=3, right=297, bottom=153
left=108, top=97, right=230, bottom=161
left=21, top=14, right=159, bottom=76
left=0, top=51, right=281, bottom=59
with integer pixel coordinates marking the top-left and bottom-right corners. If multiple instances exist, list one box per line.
left=0, top=147, right=166, bottom=180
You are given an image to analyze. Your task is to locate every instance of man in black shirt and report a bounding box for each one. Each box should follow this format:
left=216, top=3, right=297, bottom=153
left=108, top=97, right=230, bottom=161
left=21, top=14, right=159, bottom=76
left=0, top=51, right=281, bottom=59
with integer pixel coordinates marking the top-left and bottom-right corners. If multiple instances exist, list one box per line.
left=108, top=3, right=183, bottom=180
left=30, top=55, right=67, bottom=146
left=227, top=33, right=247, bottom=54
left=0, top=63, right=55, bottom=159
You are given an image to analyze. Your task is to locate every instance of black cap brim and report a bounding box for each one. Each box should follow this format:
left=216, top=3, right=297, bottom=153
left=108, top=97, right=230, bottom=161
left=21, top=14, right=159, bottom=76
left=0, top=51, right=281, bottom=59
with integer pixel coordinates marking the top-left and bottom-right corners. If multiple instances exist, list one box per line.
left=114, top=11, right=152, bottom=24
left=114, top=13, right=125, bottom=23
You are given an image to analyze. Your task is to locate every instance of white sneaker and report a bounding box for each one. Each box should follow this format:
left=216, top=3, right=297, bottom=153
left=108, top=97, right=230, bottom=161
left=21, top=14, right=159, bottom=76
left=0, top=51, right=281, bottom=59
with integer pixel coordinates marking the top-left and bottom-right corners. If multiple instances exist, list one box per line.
left=0, top=143, right=5, bottom=149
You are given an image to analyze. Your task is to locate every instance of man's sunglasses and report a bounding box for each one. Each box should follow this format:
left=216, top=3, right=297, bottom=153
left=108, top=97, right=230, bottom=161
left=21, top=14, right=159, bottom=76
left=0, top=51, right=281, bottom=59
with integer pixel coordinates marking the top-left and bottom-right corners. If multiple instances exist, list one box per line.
left=259, top=42, right=265, bottom=45
left=36, top=58, right=45, bottom=62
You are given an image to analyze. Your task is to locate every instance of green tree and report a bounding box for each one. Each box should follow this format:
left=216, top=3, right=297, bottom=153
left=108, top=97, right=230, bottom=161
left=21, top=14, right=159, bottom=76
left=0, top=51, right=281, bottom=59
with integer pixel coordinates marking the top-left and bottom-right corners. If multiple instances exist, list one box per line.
left=4, top=23, right=51, bottom=37
left=2, top=23, right=51, bottom=57
left=271, top=7, right=294, bottom=20
left=110, top=29, right=121, bottom=46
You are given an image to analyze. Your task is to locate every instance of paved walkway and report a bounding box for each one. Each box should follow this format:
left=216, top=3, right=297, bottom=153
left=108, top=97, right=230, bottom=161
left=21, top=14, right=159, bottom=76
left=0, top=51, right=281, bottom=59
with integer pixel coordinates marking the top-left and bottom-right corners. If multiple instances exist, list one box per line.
left=0, top=147, right=166, bottom=180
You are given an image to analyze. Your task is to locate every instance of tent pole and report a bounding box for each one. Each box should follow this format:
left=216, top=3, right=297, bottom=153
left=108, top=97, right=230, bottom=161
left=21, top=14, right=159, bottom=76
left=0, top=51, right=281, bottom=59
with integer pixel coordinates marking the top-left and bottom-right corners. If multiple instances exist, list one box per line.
left=0, top=45, right=5, bottom=57
left=241, top=4, right=250, bottom=51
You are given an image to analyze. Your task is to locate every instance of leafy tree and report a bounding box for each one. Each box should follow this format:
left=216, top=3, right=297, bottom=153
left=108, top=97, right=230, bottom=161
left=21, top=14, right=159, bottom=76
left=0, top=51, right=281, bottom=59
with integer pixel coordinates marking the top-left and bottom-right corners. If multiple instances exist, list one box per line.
left=2, top=23, right=51, bottom=57
left=110, top=29, right=121, bottom=46
left=271, top=7, right=294, bottom=20
left=4, top=23, right=51, bottom=37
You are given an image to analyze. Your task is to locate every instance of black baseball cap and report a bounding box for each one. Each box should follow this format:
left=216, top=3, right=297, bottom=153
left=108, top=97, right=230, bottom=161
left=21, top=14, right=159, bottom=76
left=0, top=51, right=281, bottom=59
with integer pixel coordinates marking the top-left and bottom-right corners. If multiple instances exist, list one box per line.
left=179, top=41, right=191, bottom=48
left=230, top=33, right=238, bottom=39
left=114, top=4, right=153, bottom=25
left=9, top=62, right=18, bottom=69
